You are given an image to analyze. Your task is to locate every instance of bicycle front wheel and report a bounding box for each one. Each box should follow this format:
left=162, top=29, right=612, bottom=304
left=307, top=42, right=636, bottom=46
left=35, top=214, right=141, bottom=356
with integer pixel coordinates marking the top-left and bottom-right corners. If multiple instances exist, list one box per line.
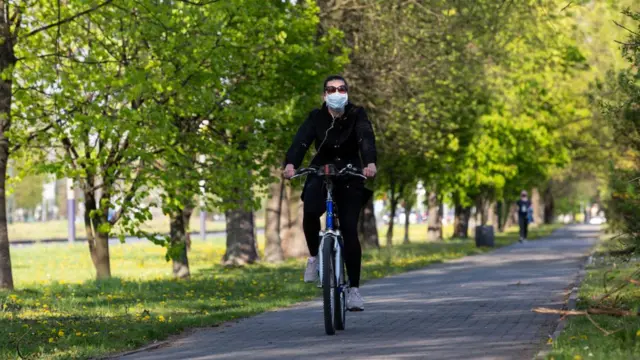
left=334, top=252, right=346, bottom=331
left=322, top=235, right=336, bottom=335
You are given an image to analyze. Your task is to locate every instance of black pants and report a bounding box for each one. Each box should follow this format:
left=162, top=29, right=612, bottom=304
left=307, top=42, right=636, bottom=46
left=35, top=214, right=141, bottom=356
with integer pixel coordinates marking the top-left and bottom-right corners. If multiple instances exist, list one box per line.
left=519, top=216, right=528, bottom=239
left=302, top=175, right=364, bottom=288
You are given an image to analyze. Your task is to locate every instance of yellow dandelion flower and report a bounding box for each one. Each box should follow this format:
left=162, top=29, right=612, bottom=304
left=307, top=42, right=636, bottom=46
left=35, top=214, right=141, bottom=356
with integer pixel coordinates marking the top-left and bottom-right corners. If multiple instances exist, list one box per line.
left=574, top=355, right=583, bottom=360
left=158, top=315, right=166, bottom=322
left=636, top=330, right=640, bottom=337
left=76, top=332, right=82, bottom=336
left=48, top=338, right=54, bottom=343
left=142, top=315, right=150, bottom=322
left=58, top=330, right=64, bottom=337
left=547, top=338, right=553, bottom=344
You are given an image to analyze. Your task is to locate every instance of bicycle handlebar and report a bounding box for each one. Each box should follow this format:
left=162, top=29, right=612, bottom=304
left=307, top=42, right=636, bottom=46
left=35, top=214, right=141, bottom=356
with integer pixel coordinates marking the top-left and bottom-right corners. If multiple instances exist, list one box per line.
left=290, top=164, right=367, bottom=180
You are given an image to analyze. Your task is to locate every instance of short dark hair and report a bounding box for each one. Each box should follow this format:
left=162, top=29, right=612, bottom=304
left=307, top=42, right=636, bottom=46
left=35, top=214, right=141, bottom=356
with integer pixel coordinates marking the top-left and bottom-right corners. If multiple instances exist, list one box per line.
left=323, top=75, right=348, bottom=91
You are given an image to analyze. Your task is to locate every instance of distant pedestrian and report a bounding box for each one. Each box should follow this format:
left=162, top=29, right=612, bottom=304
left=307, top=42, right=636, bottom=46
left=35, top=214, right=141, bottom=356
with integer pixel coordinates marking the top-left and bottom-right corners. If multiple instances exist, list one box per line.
left=517, top=190, right=532, bottom=243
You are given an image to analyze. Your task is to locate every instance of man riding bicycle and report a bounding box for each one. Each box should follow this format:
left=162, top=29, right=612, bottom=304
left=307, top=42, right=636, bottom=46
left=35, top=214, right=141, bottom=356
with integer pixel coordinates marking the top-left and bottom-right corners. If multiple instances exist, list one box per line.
left=283, top=75, right=377, bottom=311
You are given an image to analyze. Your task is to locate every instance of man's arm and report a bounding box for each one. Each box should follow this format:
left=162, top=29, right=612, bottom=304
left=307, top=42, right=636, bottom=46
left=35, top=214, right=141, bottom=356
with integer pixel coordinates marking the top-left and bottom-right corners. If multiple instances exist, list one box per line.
left=355, top=107, right=377, bottom=176
left=284, top=110, right=317, bottom=169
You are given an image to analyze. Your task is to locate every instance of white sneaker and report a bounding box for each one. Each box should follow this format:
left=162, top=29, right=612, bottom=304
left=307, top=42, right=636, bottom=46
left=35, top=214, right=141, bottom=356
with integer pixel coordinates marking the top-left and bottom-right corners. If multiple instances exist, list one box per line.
left=347, top=287, right=364, bottom=311
left=304, top=257, right=319, bottom=283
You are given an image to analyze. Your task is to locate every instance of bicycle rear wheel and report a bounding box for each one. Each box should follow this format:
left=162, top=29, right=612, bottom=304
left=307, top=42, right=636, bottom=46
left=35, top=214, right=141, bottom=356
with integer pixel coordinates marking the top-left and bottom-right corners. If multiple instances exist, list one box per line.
left=322, top=236, right=336, bottom=335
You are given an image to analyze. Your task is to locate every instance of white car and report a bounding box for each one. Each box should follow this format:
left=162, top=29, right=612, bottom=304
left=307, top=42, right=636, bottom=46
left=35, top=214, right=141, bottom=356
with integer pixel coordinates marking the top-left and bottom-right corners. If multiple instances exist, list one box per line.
left=589, top=216, right=606, bottom=225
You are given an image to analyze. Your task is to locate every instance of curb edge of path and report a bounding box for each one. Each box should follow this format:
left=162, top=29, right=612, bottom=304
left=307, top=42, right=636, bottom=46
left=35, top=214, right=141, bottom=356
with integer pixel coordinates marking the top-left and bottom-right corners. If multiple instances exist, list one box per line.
left=534, top=249, right=595, bottom=360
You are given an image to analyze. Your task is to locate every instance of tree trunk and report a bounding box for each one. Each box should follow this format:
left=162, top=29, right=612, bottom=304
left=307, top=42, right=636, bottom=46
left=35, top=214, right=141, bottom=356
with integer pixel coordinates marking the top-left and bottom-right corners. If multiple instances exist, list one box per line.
left=0, top=20, right=15, bottom=289
left=386, top=195, right=398, bottom=247
left=543, top=185, right=555, bottom=224
left=437, top=201, right=444, bottom=238
left=358, top=195, right=379, bottom=249
left=489, top=201, right=498, bottom=227
left=84, top=193, right=111, bottom=279
left=403, top=201, right=412, bottom=244
left=475, top=196, right=489, bottom=226
left=169, top=204, right=194, bottom=279
left=0, top=139, right=12, bottom=289
left=503, top=202, right=518, bottom=229
left=497, top=201, right=504, bottom=232
left=279, top=183, right=292, bottom=252
left=531, top=187, right=543, bottom=225
left=453, top=199, right=471, bottom=239
left=223, top=205, right=258, bottom=266
left=264, top=174, right=285, bottom=263
left=427, top=191, right=442, bottom=241
left=282, top=187, right=308, bottom=258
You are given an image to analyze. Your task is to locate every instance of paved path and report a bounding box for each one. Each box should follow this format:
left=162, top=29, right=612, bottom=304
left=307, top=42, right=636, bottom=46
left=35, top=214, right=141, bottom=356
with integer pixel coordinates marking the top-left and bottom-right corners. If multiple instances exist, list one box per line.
left=121, top=225, right=599, bottom=360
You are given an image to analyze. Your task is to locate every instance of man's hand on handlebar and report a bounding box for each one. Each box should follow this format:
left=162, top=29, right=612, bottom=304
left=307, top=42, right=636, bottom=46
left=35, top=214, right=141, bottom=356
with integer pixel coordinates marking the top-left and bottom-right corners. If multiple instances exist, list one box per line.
left=283, top=164, right=295, bottom=179
left=364, top=163, right=377, bottom=178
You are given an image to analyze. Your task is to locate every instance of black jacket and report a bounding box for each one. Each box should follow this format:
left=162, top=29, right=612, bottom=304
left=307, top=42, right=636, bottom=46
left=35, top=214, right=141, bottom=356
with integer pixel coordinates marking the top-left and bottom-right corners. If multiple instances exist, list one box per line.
left=285, top=102, right=377, bottom=170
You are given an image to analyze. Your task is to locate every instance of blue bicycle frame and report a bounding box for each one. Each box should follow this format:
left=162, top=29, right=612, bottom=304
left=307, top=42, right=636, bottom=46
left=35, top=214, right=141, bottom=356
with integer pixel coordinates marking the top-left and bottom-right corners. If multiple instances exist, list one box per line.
left=317, top=164, right=345, bottom=291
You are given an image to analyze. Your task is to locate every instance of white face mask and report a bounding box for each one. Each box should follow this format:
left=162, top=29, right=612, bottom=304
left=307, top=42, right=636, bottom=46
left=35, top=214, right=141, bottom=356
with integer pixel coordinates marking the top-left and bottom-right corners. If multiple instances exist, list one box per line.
left=325, top=92, right=348, bottom=111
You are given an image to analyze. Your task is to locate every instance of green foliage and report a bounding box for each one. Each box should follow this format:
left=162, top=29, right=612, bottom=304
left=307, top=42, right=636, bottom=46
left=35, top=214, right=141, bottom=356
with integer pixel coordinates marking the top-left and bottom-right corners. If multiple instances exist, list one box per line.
left=9, top=0, right=347, bottom=254
left=599, top=9, right=640, bottom=251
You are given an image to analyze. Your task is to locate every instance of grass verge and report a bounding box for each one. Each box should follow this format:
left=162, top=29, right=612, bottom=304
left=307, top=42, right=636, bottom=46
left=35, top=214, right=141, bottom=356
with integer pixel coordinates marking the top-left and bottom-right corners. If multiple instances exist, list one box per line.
left=8, top=217, right=266, bottom=243
left=1, top=224, right=560, bottom=360
left=547, top=234, right=640, bottom=360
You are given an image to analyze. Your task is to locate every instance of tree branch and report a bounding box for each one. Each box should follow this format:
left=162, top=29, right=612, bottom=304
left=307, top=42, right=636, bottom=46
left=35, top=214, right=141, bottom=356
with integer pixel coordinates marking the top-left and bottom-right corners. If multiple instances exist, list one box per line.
left=22, top=0, right=115, bottom=39
left=533, top=306, right=638, bottom=338
left=174, top=0, right=220, bottom=5
left=11, top=124, right=54, bottom=152
left=560, top=2, right=572, bottom=12
left=17, top=52, right=119, bottom=64
left=109, top=161, right=144, bottom=225
left=613, top=20, right=640, bottom=38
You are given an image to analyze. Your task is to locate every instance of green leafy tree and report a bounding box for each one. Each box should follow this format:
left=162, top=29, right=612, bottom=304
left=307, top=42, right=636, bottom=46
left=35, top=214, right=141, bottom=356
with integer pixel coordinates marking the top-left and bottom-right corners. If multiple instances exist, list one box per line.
left=13, top=0, right=176, bottom=279
left=0, top=0, right=116, bottom=288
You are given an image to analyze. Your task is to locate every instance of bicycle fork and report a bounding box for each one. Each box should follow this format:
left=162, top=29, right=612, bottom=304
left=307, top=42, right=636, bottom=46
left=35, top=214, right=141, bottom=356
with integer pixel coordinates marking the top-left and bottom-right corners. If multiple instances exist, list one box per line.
left=318, top=231, right=345, bottom=290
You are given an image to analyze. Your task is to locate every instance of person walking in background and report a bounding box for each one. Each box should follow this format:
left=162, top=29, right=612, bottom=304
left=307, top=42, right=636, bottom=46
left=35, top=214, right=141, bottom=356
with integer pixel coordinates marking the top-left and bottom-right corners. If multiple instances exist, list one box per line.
left=517, top=190, right=532, bottom=243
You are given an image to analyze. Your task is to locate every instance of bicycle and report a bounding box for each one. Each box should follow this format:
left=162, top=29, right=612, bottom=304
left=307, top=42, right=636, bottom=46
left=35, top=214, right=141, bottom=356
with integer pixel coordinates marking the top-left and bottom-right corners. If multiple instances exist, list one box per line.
left=291, top=163, right=366, bottom=335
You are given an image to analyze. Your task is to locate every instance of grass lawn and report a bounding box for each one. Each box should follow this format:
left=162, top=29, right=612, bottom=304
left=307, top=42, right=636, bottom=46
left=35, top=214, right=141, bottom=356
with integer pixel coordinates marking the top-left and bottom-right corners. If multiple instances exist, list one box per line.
left=546, top=235, right=640, bottom=360
left=1, top=224, right=560, bottom=359
left=8, top=216, right=266, bottom=243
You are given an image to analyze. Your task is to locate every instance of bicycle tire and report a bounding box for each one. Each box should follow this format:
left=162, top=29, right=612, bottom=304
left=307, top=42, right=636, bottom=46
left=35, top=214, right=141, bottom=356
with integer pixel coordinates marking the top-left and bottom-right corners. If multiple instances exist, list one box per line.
left=322, top=235, right=336, bottom=335
left=334, top=252, right=346, bottom=330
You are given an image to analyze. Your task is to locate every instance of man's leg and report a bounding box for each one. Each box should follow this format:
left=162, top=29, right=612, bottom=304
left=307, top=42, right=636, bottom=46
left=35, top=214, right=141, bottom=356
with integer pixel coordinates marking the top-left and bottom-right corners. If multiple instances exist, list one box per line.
left=337, top=202, right=362, bottom=288
left=302, top=176, right=325, bottom=282
left=336, top=185, right=364, bottom=310
left=519, top=216, right=525, bottom=241
left=524, top=219, right=529, bottom=239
